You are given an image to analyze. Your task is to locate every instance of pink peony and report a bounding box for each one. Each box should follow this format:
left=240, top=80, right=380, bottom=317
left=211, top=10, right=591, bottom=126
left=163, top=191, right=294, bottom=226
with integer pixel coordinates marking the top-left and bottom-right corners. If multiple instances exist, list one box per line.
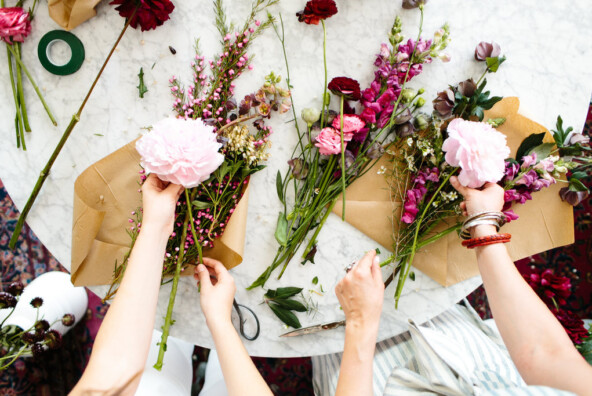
left=332, top=114, right=366, bottom=141
left=315, top=127, right=343, bottom=155
left=136, top=117, right=224, bottom=188
left=442, top=118, right=510, bottom=188
left=0, top=7, right=31, bottom=44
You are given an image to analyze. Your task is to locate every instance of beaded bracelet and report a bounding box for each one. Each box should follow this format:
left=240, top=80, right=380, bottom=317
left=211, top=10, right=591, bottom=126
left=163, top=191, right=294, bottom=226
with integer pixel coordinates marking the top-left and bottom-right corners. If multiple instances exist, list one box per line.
left=460, top=211, right=507, bottom=240
left=461, top=233, right=512, bottom=249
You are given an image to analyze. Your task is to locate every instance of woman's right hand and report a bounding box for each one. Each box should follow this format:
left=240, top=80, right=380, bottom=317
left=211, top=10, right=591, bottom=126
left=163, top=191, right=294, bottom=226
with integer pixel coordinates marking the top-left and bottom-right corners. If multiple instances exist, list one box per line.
left=450, top=176, right=505, bottom=216
left=335, top=250, right=384, bottom=332
left=194, top=257, right=236, bottom=329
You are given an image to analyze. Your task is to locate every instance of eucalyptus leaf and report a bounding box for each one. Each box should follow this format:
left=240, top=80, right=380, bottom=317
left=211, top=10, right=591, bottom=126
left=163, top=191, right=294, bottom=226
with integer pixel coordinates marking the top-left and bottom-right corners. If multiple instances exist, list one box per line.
left=192, top=200, right=213, bottom=210
left=516, top=132, right=546, bottom=161
left=274, top=212, right=288, bottom=246
left=526, top=143, right=555, bottom=161
left=269, top=302, right=302, bottom=328
left=274, top=299, right=307, bottom=312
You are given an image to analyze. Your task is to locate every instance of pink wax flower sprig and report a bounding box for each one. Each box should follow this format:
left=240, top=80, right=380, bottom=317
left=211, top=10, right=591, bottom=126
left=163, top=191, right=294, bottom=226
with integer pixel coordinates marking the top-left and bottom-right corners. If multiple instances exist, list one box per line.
left=9, top=0, right=175, bottom=250
left=1, top=4, right=57, bottom=150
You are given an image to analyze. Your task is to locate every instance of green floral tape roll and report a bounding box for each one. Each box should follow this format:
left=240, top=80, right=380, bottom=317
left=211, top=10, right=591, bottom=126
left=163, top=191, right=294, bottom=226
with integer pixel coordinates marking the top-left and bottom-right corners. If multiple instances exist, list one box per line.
left=37, top=30, right=85, bottom=76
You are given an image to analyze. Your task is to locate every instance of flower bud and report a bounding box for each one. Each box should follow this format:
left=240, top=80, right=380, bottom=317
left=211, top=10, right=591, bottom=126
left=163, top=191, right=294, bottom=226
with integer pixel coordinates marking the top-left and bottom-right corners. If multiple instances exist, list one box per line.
left=30, top=297, right=43, bottom=308
left=301, top=108, right=321, bottom=127
left=61, top=314, right=76, bottom=327
left=458, top=78, right=477, bottom=98
left=474, top=41, right=501, bottom=61
left=415, top=97, right=426, bottom=107
left=417, top=88, right=425, bottom=95
left=438, top=53, right=451, bottom=63
left=366, top=143, right=385, bottom=159
left=0, top=292, right=17, bottom=309
left=560, top=187, right=589, bottom=206
left=395, top=107, right=413, bottom=125
left=44, top=330, right=63, bottom=350
left=414, top=114, right=429, bottom=130
left=288, top=158, right=309, bottom=180
left=7, top=281, right=24, bottom=297
left=396, top=121, right=416, bottom=137
left=400, top=89, right=416, bottom=103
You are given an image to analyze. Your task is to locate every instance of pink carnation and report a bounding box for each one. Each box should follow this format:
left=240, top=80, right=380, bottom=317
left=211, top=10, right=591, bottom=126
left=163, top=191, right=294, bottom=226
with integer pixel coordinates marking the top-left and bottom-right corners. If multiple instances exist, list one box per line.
left=315, top=127, right=344, bottom=155
left=442, top=118, right=510, bottom=188
left=332, top=114, right=366, bottom=140
left=136, top=117, right=224, bottom=188
left=0, top=7, right=31, bottom=44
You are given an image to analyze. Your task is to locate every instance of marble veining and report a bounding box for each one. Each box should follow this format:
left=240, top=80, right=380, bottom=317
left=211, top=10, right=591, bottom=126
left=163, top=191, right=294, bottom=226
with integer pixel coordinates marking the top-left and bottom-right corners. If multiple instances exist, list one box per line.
left=1, top=0, right=591, bottom=357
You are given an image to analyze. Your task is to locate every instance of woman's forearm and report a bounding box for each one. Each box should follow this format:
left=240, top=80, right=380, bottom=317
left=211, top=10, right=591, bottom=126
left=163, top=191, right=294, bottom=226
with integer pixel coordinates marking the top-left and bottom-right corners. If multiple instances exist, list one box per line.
left=474, top=225, right=592, bottom=394
left=335, top=323, right=378, bottom=396
left=208, top=319, right=273, bottom=396
left=72, top=224, right=168, bottom=394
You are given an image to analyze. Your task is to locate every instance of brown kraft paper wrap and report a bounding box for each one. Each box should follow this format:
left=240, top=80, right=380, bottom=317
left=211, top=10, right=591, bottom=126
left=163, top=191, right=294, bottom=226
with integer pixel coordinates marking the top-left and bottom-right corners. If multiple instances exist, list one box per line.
left=333, top=97, right=574, bottom=286
left=71, top=139, right=250, bottom=287
left=48, top=0, right=102, bottom=31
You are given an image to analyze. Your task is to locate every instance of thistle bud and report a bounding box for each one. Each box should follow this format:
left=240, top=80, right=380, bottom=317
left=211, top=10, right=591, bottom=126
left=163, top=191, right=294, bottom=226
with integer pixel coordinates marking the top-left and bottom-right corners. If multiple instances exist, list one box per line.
left=44, top=330, right=63, bottom=350
left=301, top=108, right=321, bottom=127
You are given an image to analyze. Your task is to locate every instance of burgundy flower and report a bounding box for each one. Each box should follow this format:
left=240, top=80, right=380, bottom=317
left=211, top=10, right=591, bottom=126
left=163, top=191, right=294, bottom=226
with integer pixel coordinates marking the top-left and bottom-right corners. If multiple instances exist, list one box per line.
left=328, top=77, right=361, bottom=101
left=7, top=281, right=24, bottom=296
left=44, top=330, right=63, bottom=350
left=433, top=89, right=454, bottom=118
left=35, top=320, right=50, bottom=333
left=458, top=79, right=477, bottom=98
left=21, top=332, right=37, bottom=345
left=552, top=309, right=589, bottom=344
left=110, top=0, right=174, bottom=31
left=30, top=297, right=43, bottom=308
left=61, top=313, right=76, bottom=327
left=402, top=0, right=429, bottom=9
left=296, top=0, right=338, bottom=25
left=0, top=292, right=17, bottom=309
left=559, top=187, right=589, bottom=206
left=525, top=268, right=572, bottom=306
left=31, top=344, right=44, bottom=360
left=474, top=41, right=501, bottom=61
left=0, top=7, right=31, bottom=44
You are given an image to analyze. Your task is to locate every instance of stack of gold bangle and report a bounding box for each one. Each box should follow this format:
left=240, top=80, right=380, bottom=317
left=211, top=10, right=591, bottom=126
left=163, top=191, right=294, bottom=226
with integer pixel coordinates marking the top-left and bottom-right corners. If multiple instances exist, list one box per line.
left=460, top=211, right=507, bottom=240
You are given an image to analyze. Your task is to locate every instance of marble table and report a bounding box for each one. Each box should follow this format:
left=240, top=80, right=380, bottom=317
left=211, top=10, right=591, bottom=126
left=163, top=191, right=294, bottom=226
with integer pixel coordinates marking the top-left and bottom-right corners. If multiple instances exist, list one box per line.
left=1, top=0, right=592, bottom=358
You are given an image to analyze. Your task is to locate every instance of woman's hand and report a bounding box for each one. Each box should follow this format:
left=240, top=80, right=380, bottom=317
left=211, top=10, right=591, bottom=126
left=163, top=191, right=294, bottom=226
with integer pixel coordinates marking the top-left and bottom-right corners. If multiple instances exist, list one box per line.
left=194, top=258, right=236, bottom=329
left=141, top=174, right=183, bottom=235
left=335, top=250, right=384, bottom=332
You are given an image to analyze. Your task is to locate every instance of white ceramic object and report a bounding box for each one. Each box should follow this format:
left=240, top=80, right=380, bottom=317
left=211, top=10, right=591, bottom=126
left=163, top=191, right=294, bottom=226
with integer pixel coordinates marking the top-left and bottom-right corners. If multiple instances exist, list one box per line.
left=0, top=272, right=88, bottom=335
left=135, top=330, right=195, bottom=396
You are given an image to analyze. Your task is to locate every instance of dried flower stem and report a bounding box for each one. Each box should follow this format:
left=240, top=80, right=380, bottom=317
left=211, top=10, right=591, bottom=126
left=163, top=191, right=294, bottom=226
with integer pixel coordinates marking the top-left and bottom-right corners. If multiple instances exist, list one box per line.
left=338, top=95, right=346, bottom=219
left=8, top=10, right=137, bottom=250
left=319, top=20, right=328, bottom=128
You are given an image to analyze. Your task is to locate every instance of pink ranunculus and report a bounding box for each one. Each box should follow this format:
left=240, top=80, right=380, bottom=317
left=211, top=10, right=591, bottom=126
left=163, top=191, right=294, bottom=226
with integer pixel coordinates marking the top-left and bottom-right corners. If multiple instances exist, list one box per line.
left=332, top=114, right=365, bottom=135
left=315, top=127, right=343, bottom=155
left=442, top=118, right=510, bottom=188
left=0, top=7, right=31, bottom=44
left=136, top=117, right=224, bottom=188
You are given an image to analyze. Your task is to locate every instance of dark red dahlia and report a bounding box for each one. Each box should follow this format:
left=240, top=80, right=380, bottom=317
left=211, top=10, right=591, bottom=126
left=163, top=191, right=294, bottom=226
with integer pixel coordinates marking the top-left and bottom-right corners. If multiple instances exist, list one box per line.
left=296, top=0, right=337, bottom=25
left=328, top=77, right=361, bottom=101
left=110, top=0, right=174, bottom=32
left=553, top=309, right=589, bottom=344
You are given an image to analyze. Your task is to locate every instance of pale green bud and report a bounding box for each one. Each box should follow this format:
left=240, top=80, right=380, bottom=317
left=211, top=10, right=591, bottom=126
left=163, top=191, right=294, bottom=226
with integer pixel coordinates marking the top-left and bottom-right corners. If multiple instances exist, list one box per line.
left=400, top=89, right=416, bottom=103
left=301, top=108, right=321, bottom=127
left=415, top=97, right=426, bottom=107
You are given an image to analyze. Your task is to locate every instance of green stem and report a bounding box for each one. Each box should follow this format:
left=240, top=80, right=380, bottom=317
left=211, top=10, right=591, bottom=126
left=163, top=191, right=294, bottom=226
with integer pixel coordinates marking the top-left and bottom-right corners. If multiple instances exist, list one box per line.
left=6, top=45, right=56, bottom=126
left=15, top=43, right=31, bottom=132
left=302, top=200, right=337, bottom=259
left=339, top=96, right=346, bottom=219
left=394, top=168, right=458, bottom=307
left=319, top=20, right=328, bottom=128
left=8, top=13, right=136, bottom=250
left=185, top=189, right=203, bottom=265
left=0, top=345, right=27, bottom=370
left=475, top=68, right=488, bottom=87
left=154, top=213, right=189, bottom=371
left=6, top=44, right=25, bottom=150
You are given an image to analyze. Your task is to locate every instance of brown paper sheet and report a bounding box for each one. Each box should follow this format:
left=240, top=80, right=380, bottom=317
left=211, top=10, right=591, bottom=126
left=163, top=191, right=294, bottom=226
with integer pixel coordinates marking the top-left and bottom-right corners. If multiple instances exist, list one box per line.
left=48, top=0, right=102, bottom=31
left=333, top=97, right=574, bottom=286
left=71, top=140, right=250, bottom=287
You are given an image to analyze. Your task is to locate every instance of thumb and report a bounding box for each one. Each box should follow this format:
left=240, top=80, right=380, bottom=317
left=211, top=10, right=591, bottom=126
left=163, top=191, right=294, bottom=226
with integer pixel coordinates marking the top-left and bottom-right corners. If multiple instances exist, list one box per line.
left=371, top=255, right=383, bottom=285
left=450, top=176, right=469, bottom=197
left=165, top=183, right=184, bottom=199
left=196, top=264, right=212, bottom=290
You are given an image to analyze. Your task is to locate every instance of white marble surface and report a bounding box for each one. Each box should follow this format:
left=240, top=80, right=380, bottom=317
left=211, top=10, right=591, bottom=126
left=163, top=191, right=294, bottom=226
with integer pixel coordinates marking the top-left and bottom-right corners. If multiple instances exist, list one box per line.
left=1, top=0, right=592, bottom=358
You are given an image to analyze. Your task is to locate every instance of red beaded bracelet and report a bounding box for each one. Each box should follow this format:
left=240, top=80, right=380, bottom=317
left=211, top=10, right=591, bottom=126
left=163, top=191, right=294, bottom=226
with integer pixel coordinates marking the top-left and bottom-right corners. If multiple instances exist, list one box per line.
left=461, top=233, right=511, bottom=249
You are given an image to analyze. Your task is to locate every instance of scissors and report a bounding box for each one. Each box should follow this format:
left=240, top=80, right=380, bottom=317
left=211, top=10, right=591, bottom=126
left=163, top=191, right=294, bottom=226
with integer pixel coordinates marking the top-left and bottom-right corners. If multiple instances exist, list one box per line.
left=279, top=270, right=396, bottom=337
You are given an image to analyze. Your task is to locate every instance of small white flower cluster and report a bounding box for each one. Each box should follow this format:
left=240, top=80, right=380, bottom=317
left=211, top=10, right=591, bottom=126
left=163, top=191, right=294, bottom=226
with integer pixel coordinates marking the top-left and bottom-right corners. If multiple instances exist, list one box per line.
left=223, top=124, right=270, bottom=166
left=377, top=165, right=387, bottom=175
left=440, top=190, right=458, bottom=203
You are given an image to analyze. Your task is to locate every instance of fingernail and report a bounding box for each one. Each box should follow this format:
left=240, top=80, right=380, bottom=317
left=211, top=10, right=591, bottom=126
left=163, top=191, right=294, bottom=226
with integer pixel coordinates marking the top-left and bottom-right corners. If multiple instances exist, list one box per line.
left=374, top=256, right=380, bottom=264
left=196, top=264, right=206, bottom=273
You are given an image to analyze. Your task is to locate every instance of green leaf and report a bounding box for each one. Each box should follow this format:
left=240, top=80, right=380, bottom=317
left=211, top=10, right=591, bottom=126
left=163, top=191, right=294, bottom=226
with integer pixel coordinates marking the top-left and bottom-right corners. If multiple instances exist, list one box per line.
left=515, top=132, right=546, bottom=161
left=137, top=67, right=148, bottom=98
left=470, top=106, right=484, bottom=121
left=568, top=178, right=589, bottom=193
left=268, top=303, right=302, bottom=328
left=409, top=271, right=415, bottom=281
left=312, top=276, right=318, bottom=285
left=274, top=212, right=288, bottom=246
left=276, top=170, right=284, bottom=204
left=485, top=55, right=506, bottom=72
left=274, top=299, right=307, bottom=312
left=274, top=287, right=303, bottom=299
left=527, top=143, right=555, bottom=161
left=486, top=118, right=506, bottom=127
left=375, top=248, right=381, bottom=255
left=217, top=161, right=230, bottom=180
left=192, top=200, right=213, bottom=210
left=570, top=171, right=588, bottom=180
left=479, top=95, right=503, bottom=110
